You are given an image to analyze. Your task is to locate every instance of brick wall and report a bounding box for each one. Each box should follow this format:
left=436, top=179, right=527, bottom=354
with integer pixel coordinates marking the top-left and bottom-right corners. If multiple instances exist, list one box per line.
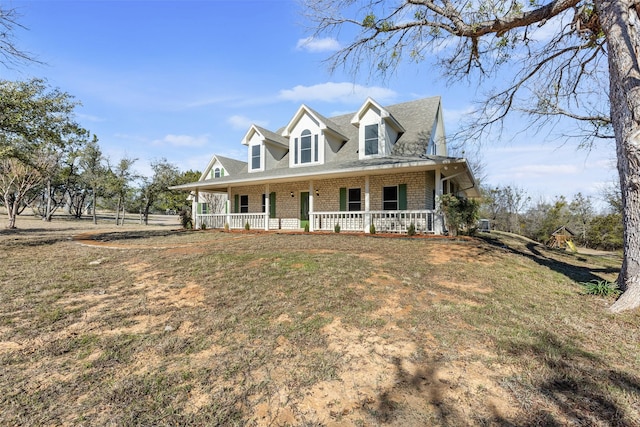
left=229, top=171, right=437, bottom=227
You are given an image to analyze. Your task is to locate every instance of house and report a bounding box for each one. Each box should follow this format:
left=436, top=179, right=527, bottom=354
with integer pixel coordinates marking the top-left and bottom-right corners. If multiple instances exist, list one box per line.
left=171, top=96, right=479, bottom=234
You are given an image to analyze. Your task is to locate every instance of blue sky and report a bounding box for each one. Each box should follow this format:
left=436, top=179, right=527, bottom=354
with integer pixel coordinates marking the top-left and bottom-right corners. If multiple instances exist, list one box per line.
left=5, top=0, right=617, bottom=209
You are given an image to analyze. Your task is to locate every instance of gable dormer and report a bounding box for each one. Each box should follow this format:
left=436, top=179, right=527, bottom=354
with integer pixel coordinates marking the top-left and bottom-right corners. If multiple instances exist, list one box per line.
left=242, top=125, right=288, bottom=172
left=283, top=105, right=348, bottom=168
left=200, top=156, right=227, bottom=180
left=351, top=98, right=405, bottom=160
left=427, top=101, right=447, bottom=156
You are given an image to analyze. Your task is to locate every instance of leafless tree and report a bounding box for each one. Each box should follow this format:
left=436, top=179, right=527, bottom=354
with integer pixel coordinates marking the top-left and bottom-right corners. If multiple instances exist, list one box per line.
left=304, top=0, right=640, bottom=312
left=200, top=192, right=227, bottom=214
left=0, top=6, right=40, bottom=69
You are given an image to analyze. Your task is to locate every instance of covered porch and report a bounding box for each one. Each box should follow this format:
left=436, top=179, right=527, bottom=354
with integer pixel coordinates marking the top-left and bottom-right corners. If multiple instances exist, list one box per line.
left=195, top=209, right=437, bottom=234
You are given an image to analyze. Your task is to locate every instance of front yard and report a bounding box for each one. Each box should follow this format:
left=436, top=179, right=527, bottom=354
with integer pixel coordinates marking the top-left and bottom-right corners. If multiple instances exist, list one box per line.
left=0, top=216, right=637, bottom=426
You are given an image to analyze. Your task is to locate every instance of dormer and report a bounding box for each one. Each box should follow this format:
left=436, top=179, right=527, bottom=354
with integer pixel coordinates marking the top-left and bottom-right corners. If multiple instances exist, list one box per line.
left=351, top=97, right=405, bottom=160
left=200, top=156, right=227, bottom=180
left=283, top=105, right=348, bottom=168
left=242, top=125, right=288, bottom=172
left=427, top=102, right=447, bottom=156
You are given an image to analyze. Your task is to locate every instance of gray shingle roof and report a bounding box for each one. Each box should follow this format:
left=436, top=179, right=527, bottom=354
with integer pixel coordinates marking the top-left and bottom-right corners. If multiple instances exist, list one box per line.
left=215, top=155, right=247, bottom=175
left=175, top=96, right=477, bottom=194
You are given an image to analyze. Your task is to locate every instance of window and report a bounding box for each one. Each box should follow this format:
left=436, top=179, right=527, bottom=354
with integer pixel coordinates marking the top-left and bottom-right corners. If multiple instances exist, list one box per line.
left=262, top=194, right=266, bottom=213
left=240, top=195, right=249, bottom=213
left=214, top=168, right=221, bottom=178
left=294, top=129, right=319, bottom=165
left=199, top=203, right=208, bottom=214
left=301, top=130, right=312, bottom=163
left=348, top=188, right=361, bottom=211
left=251, top=145, right=261, bottom=170
left=364, top=124, right=379, bottom=155
left=383, top=186, right=398, bottom=210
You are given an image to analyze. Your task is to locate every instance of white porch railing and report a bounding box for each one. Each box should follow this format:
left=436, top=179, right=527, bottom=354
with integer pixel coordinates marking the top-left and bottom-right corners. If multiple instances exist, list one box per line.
left=197, top=213, right=266, bottom=230
left=197, top=210, right=436, bottom=234
left=311, top=210, right=435, bottom=234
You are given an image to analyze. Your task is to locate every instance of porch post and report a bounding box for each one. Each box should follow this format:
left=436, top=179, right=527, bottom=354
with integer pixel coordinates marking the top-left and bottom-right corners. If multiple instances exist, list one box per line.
left=264, top=183, right=270, bottom=231
left=308, top=181, right=314, bottom=232
left=434, top=168, right=443, bottom=234
left=226, top=188, right=232, bottom=229
left=364, top=175, right=371, bottom=233
left=192, top=189, right=199, bottom=229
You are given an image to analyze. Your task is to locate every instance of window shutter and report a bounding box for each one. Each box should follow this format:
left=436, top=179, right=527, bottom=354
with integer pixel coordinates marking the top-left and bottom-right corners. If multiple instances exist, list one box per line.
left=399, top=184, right=407, bottom=210
left=339, top=187, right=346, bottom=211
left=197, top=203, right=202, bottom=214
left=314, top=134, right=318, bottom=162
left=221, top=169, right=224, bottom=177
left=234, top=194, right=239, bottom=213
left=269, top=192, right=276, bottom=217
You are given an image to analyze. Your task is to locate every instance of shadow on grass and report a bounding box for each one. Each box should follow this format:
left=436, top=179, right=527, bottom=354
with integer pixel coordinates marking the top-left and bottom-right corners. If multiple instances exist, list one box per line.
left=478, top=234, right=620, bottom=284
left=86, top=229, right=184, bottom=243
left=371, top=331, right=640, bottom=426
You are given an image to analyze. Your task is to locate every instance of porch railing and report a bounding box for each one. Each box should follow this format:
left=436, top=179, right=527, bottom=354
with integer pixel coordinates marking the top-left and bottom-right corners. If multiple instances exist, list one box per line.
left=197, top=210, right=436, bottom=234
left=311, top=210, right=435, bottom=234
left=198, top=213, right=265, bottom=230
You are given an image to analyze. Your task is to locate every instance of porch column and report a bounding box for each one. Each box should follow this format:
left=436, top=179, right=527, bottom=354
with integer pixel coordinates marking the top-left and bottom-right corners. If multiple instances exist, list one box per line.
left=192, top=189, right=199, bottom=229
left=364, top=175, right=371, bottom=233
left=434, top=168, right=443, bottom=234
left=308, top=181, right=314, bottom=232
left=264, top=183, right=270, bottom=231
left=226, top=188, right=232, bottom=229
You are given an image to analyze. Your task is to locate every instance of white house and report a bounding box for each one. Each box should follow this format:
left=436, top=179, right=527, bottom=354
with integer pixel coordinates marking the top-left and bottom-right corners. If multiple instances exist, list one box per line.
left=171, top=96, right=479, bottom=234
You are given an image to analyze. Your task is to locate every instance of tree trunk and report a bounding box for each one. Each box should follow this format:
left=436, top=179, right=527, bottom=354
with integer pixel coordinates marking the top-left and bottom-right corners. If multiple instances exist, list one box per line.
left=92, top=187, right=97, bottom=225
left=44, top=177, right=52, bottom=222
left=598, top=0, right=640, bottom=312
left=8, top=194, right=19, bottom=229
left=115, top=195, right=121, bottom=225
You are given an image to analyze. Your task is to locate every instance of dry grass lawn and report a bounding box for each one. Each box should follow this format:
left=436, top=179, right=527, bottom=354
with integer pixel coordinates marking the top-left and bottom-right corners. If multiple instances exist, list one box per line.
left=0, top=214, right=638, bottom=426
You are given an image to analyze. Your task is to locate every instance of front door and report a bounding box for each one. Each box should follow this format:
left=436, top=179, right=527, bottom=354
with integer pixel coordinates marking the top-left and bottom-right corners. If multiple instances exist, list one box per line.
left=300, top=191, right=309, bottom=229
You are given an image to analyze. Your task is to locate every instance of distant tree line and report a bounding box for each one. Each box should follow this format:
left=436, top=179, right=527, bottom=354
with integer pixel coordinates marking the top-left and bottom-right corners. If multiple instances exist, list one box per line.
left=480, top=184, right=623, bottom=251
left=0, top=78, right=197, bottom=228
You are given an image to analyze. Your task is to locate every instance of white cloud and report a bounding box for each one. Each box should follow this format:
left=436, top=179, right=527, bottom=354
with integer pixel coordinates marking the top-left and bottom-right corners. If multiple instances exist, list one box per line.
left=278, top=82, right=397, bottom=104
left=77, top=113, right=105, bottom=123
left=296, top=37, right=341, bottom=53
left=152, top=134, right=209, bottom=147
left=227, top=115, right=269, bottom=130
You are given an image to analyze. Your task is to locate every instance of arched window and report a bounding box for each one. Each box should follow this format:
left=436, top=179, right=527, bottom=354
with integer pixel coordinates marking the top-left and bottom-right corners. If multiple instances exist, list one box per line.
left=294, top=129, right=319, bottom=165
left=300, top=130, right=312, bottom=163
left=214, top=168, right=221, bottom=178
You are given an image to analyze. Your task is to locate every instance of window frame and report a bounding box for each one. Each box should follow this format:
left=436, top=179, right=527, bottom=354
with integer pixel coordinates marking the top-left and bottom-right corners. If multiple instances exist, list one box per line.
left=348, top=188, right=362, bottom=212
left=382, top=185, right=398, bottom=211
left=294, top=129, right=319, bottom=165
left=240, top=195, right=249, bottom=213
left=250, top=144, right=261, bottom=170
left=364, top=124, right=379, bottom=156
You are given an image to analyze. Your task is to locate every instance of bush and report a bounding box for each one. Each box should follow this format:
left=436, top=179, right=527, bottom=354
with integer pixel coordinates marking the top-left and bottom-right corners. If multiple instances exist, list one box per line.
left=224, top=222, right=229, bottom=232
left=407, top=223, right=416, bottom=236
left=178, top=209, right=192, bottom=229
left=245, top=221, right=250, bottom=231
left=304, top=223, right=310, bottom=232
left=580, top=279, right=621, bottom=297
left=439, top=194, right=479, bottom=236
left=334, top=223, right=341, bottom=233
left=200, top=222, right=207, bottom=230
left=370, top=224, right=376, bottom=234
